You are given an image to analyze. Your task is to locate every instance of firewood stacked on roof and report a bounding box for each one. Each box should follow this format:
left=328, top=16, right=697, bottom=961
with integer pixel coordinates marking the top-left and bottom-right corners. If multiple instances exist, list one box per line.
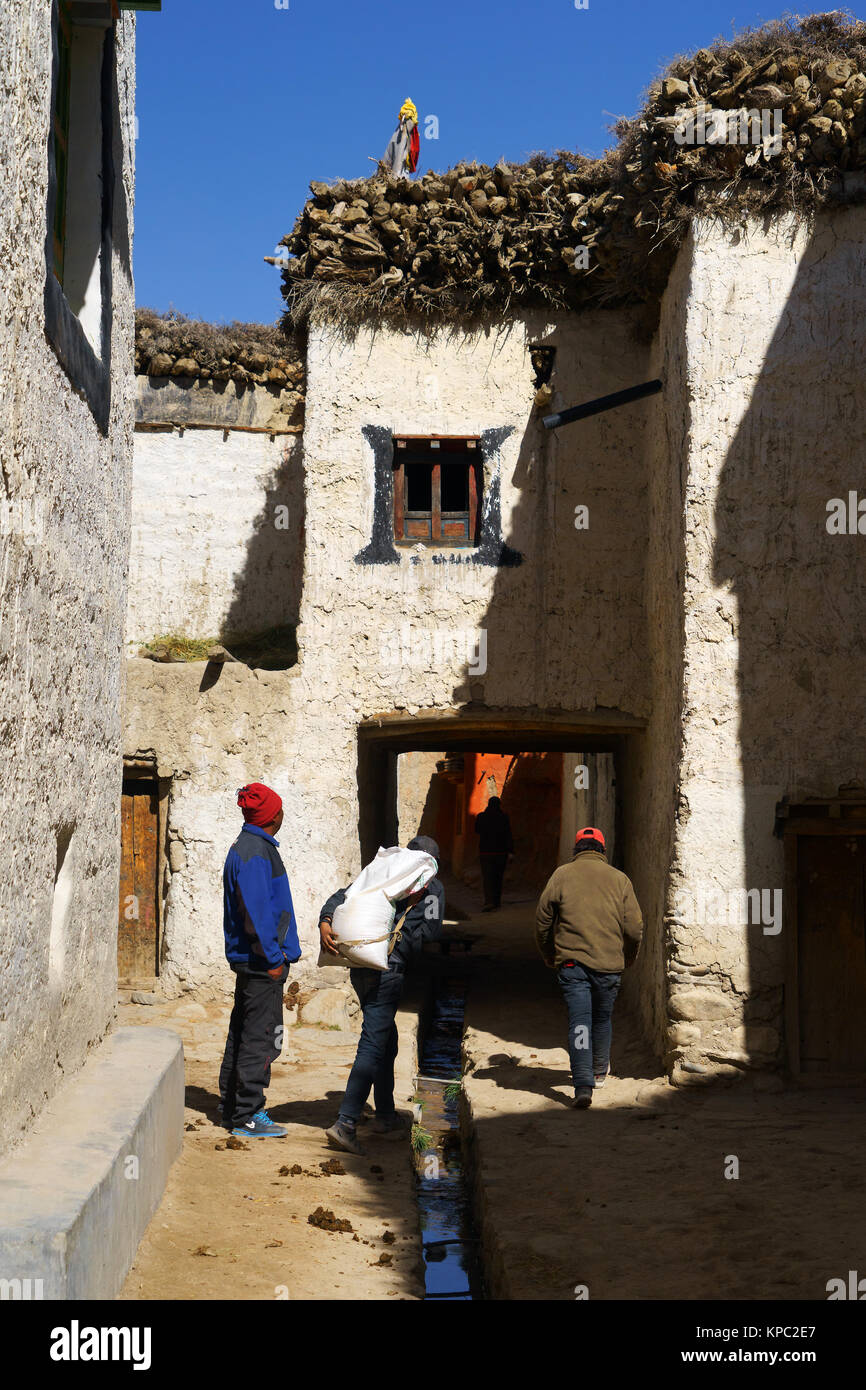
left=275, top=14, right=866, bottom=326
left=134, top=309, right=306, bottom=391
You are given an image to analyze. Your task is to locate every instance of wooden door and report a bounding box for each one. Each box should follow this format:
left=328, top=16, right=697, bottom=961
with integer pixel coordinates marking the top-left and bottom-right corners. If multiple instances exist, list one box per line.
left=797, top=834, right=866, bottom=1072
left=118, top=779, right=159, bottom=984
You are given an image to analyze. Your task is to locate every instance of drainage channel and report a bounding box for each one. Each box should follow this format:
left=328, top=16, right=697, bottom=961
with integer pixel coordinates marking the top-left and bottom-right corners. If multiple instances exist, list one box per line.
left=412, top=964, right=484, bottom=1300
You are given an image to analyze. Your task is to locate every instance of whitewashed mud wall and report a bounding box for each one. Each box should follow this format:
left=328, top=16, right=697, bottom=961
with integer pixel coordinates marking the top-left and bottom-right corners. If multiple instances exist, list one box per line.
left=620, top=235, right=691, bottom=1063
left=658, top=206, right=866, bottom=1076
left=0, top=7, right=136, bottom=1157
left=125, top=310, right=653, bottom=992
left=124, top=211, right=866, bottom=1074
left=124, top=661, right=308, bottom=994
left=282, top=312, right=652, bottom=967
left=127, top=418, right=303, bottom=647
left=301, top=311, right=651, bottom=720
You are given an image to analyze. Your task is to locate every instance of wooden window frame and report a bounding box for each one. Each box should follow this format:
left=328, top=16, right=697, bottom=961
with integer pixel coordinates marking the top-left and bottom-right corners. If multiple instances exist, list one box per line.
left=392, top=435, right=481, bottom=548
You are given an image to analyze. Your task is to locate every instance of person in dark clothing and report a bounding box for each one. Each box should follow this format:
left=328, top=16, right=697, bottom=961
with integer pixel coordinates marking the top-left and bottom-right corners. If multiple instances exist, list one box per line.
left=319, top=835, right=444, bottom=1155
left=219, top=783, right=301, bottom=1139
left=474, top=795, right=514, bottom=911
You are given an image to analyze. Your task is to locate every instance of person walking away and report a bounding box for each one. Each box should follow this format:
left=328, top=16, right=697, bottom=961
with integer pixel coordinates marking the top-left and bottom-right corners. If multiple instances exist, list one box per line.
left=474, top=795, right=513, bottom=911
left=220, top=783, right=301, bottom=1139
left=535, top=827, right=642, bottom=1109
left=319, top=835, right=444, bottom=1155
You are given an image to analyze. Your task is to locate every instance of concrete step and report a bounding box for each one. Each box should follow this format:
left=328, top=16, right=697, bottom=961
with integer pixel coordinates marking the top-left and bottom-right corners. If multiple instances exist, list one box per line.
left=0, top=1027, right=183, bottom=1299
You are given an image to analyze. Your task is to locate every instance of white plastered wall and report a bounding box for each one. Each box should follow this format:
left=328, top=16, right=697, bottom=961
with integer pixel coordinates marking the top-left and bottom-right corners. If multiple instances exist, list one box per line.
left=0, top=5, right=137, bottom=1158
left=125, top=309, right=654, bottom=994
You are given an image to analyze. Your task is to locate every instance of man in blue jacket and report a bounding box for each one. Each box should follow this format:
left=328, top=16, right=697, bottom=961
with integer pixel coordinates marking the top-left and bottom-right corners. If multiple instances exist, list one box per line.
left=219, top=782, right=301, bottom=1139
left=319, top=835, right=444, bottom=1156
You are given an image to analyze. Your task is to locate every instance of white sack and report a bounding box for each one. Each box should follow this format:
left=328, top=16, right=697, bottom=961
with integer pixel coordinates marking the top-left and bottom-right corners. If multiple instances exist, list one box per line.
left=318, top=846, right=437, bottom=971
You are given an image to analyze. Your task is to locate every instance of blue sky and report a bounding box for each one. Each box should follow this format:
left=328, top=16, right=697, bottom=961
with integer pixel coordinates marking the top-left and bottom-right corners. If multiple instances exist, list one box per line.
left=135, top=0, right=814, bottom=325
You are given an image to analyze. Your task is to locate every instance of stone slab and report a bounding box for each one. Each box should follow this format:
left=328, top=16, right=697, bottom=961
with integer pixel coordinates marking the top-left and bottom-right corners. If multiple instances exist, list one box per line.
left=0, top=1027, right=184, bottom=1299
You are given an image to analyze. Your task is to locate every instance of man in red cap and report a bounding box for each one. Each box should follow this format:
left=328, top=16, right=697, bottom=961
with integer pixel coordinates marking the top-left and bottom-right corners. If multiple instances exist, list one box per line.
left=535, top=827, right=643, bottom=1108
left=219, top=783, right=301, bottom=1138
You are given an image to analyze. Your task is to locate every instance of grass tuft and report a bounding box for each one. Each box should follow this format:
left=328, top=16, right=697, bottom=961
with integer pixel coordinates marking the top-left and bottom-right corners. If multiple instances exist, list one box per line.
left=411, top=1123, right=434, bottom=1153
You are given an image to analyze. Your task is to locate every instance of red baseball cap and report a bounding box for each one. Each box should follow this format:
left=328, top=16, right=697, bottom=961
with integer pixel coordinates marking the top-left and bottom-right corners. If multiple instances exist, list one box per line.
left=575, top=826, right=605, bottom=851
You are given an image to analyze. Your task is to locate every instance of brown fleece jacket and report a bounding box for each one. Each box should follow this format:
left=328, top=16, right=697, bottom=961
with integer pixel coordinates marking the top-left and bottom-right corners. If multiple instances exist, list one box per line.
left=535, top=849, right=643, bottom=972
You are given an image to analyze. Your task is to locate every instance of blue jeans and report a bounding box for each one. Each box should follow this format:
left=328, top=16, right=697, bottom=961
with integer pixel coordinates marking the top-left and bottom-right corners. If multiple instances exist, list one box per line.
left=338, top=967, right=404, bottom=1124
left=557, top=960, right=621, bottom=1090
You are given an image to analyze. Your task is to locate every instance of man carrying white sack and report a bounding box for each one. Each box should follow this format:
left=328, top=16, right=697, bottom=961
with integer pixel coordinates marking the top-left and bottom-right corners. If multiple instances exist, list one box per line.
left=319, top=836, right=444, bottom=1155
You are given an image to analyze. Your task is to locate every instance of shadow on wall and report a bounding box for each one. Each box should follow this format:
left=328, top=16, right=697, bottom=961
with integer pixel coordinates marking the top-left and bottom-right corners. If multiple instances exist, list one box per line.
left=445, top=325, right=659, bottom=1042
left=444, top=323, right=652, bottom=720
left=409, top=771, right=453, bottom=865
left=221, top=438, right=306, bottom=668
left=711, top=210, right=866, bottom=1065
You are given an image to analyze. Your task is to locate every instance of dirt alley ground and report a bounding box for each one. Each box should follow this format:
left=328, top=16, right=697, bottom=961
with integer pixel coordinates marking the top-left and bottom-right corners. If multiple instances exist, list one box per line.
left=118, top=876, right=866, bottom=1301
left=461, top=895, right=866, bottom=1300
left=117, top=982, right=426, bottom=1301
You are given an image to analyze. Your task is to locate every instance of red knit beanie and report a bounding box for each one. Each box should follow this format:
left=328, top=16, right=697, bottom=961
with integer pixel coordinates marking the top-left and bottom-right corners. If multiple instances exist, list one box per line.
left=237, top=783, right=282, bottom=828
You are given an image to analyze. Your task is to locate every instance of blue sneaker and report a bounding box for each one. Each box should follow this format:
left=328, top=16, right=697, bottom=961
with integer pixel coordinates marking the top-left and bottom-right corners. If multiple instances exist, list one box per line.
left=232, top=1112, right=287, bottom=1139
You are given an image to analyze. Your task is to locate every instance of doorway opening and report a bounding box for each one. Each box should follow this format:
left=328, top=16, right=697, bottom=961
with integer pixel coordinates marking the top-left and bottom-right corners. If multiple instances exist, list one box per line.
left=782, top=786, right=866, bottom=1079
left=357, top=712, right=640, bottom=900
left=395, top=749, right=617, bottom=905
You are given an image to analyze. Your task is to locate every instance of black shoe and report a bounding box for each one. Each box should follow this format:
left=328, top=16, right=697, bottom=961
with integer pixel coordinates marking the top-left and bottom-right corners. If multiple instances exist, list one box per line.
left=325, top=1122, right=366, bottom=1156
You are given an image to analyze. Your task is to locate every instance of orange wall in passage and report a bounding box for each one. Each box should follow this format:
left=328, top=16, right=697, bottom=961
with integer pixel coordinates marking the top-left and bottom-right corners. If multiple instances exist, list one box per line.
left=459, top=752, right=564, bottom=889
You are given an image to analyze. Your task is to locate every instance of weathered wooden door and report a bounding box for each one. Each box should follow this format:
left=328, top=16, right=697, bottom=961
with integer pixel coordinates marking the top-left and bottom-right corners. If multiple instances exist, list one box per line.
left=118, top=778, right=159, bottom=984
left=797, top=834, right=866, bottom=1072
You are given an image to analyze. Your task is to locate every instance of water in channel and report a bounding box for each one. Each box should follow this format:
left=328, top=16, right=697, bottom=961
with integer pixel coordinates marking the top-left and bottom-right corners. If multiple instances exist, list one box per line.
left=413, top=972, right=484, bottom=1300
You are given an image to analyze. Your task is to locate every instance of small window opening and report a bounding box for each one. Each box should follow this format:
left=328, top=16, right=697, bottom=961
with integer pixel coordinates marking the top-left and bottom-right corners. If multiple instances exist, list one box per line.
left=49, top=0, right=110, bottom=355
left=393, top=436, right=481, bottom=547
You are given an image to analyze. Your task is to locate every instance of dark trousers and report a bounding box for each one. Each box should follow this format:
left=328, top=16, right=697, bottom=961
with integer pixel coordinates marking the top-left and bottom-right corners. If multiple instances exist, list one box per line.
left=557, top=960, right=621, bottom=1090
left=219, top=964, right=287, bottom=1126
left=481, top=852, right=508, bottom=907
left=338, top=967, right=405, bottom=1124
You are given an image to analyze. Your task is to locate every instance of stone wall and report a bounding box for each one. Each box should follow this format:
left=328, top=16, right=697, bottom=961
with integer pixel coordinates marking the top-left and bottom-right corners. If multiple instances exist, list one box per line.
left=0, top=4, right=137, bottom=1158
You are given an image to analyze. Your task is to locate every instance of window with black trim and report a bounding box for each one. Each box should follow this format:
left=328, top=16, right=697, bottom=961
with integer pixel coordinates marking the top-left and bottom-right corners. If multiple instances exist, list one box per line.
left=392, top=436, right=481, bottom=546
